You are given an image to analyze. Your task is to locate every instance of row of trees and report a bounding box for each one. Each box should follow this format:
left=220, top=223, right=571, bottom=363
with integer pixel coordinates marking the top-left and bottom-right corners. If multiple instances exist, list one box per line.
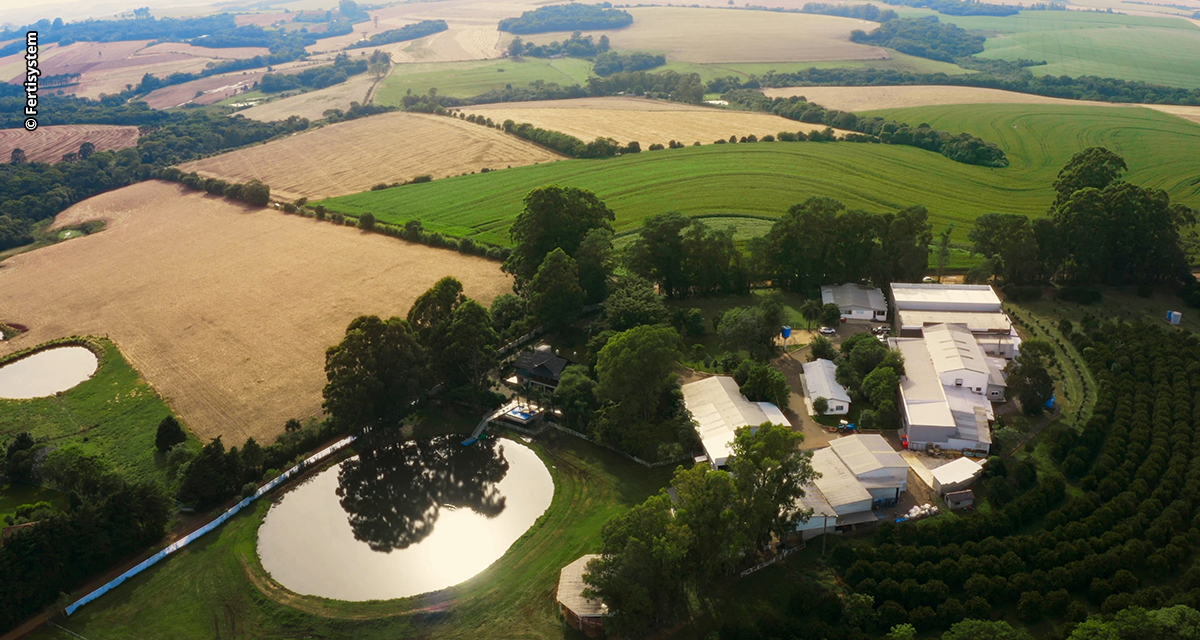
left=583, top=424, right=815, bottom=636
left=259, top=53, right=369, bottom=93
left=851, top=16, right=987, bottom=63
left=722, top=89, right=1009, bottom=167
left=829, top=332, right=906, bottom=429
left=160, top=169, right=272, bottom=207
left=880, top=0, right=1019, bottom=17
left=802, top=3, right=900, bottom=20
left=498, top=3, right=633, bottom=34
left=625, top=212, right=751, bottom=298
left=966, top=148, right=1195, bottom=285
left=508, top=32, right=609, bottom=58
left=347, top=19, right=447, bottom=49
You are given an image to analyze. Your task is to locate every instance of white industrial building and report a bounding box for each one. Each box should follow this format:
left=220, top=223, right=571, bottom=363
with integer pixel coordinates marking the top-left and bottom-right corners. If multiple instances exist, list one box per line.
left=801, top=359, right=851, bottom=416
left=932, top=457, right=985, bottom=494
left=794, top=434, right=907, bottom=540
left=681, top=376, right=792, bottom=469
left=822, top=284, right=888, bottom=321
left=890, top=324, right=1005, bottom=453
left=890, top=283, right=1019, bottom=357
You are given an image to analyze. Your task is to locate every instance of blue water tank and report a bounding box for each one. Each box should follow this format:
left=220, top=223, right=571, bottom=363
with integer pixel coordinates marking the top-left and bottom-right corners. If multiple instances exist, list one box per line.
left=781, top=326, right=792, bottom=339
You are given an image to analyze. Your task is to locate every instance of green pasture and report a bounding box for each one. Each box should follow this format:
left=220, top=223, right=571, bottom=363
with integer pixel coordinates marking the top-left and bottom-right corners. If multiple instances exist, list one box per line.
left=30, top=425, right=673, bottom=640
left=374, top=57, right=595, bottom=102
left=318, top=104, right=1200, bottom=249
left=0, top=339, right=185, bottom=487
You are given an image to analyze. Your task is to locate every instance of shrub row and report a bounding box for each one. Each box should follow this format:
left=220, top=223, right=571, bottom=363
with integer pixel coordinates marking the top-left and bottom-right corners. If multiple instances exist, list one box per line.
left=157, top=168, right=270, bottom=207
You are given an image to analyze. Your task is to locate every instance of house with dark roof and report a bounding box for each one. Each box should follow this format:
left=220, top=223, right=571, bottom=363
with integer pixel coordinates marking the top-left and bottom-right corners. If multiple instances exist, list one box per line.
left=513, top=344, right=569, bottom=388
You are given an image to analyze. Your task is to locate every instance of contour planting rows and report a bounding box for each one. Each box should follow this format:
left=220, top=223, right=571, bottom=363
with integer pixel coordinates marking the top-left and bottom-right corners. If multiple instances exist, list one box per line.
left=178, top=111, right=565, bottom=201
left=318, top=104, right=1200, bottom=247
left=0, top=181, right=512, bottom=445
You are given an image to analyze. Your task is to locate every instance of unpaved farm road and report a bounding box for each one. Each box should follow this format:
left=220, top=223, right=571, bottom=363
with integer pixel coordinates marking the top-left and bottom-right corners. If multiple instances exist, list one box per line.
left=0, top=181, right=512, bottom=444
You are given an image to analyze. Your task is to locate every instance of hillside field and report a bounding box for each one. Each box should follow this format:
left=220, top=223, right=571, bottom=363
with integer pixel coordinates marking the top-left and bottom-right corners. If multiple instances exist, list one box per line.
left=374, top=57, right=594, bottom=102
left=0, top=125, right=139, bottom=164
left=520, top=6, right=888, bottom=64
left=0, top=181, right=512, bottom=445
left=318, top=104, right=1200, bottom=247
left=463, top=97, right=842, bottom=146
left=178, top=111, right=564, bottom=201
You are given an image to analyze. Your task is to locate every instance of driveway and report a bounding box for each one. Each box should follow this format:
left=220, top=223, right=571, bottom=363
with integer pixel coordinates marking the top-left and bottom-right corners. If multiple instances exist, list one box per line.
left=774, top=345, right=836, bottom=450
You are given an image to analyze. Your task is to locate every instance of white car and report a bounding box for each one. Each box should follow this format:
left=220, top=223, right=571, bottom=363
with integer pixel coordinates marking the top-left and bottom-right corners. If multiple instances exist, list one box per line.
left=819, top=327, right=837, bottom=336
left=922, top=276, right=937, bottom=283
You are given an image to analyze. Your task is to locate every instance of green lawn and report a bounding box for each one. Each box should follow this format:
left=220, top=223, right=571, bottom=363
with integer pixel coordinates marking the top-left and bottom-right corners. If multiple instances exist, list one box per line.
left=0, top=339, right=185, bottom=487
left=375, top=57, right=595, bottom=103
left=29, top=426, right=674, bottom=640
left=317, top=104, right=1200, bottom=248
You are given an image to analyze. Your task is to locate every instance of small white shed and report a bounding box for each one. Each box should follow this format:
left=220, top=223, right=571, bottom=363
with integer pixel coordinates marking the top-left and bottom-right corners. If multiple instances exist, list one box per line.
left=932, top=457, right=984, bottom=494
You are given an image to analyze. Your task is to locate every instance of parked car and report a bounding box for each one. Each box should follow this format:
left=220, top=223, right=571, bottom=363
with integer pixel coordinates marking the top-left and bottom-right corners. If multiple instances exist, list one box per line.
left=922, top=276, right=936, bottom=283
left=819, top=326, right=837, bottom=336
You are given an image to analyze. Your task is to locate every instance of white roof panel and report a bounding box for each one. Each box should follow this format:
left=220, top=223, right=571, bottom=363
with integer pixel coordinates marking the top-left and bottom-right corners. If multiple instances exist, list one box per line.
left=829, top=434, right=907, bottom=476
left=802, top=359, right=852, bottom=405
left=890, top=283, right=1002, bottom=312
left=924, top=323, right=989, bottom=375
left=931, top=457, right=983, bottom=486
left=811, top=448, right=873, bottom=509
left=682, top=376, right=790, bottom=466
left=821, top=283, right=886, bottom=312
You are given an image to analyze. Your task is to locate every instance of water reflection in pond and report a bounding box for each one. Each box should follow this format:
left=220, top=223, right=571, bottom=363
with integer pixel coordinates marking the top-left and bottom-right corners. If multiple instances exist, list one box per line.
left=0, top=346, right=99, bottom=399
left=257, top=436, right=554, bottom=601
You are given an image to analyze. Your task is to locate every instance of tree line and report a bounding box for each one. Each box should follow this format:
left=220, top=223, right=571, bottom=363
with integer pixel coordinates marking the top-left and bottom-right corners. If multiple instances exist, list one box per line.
left=498, top=3, right=633, bottom=34
left=965, top=148, right=1195, bottom=286
left=508, top=32, right=610, bottom=58
left=851, top=16, right=987, bottom=63
left=802, top=2, right=900, bottom=20
left=722, top=89, right=1009, bottom=167
left=259, top=53, right=369, bottom=93
left=880, top=0, right=1020, bottom=17
left=346, top=19, right=448, bottom=49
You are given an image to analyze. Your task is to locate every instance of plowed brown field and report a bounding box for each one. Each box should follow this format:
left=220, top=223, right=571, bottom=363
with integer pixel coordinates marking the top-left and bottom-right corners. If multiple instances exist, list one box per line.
left=179, top=111, right=564, bottom=201
left=0, top=125, right=139, bottom=164
left=465, top=97, right=841, bottom=146
left=0, top=181, right=512, bottom=444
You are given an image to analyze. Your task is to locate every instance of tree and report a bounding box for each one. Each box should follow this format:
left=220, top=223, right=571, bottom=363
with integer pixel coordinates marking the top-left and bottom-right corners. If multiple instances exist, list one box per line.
left=813, top=396, right=829, bottom=416
left=601, top=275, right=667, bottom=331
left=154, top=416, right=187, bottom=453
left=968, top=214, right=1042, bottom=284
left=936, top=224, right=954, bottom=282
left=554, top=365, right=598, bottom=431
left=177, top=437, right=237, bottom=509
left=626, top=211, right=689, bottom=297
left=583, top=494, right=692, bottom=637
left=740, top=363, right=790, bottom=408
left=79, top=142, right=95, bottom=159
left=718, top=298, right=784, bottom=361
left=1006, top=338, right=1055, bottom=415
left=872, top=205, right=933, bottom=285
left=809, top=335, right=837, bottom=361
left=503, top=185, right=615, bottom=286
left=890, top=623, right=917, bottom=640
left=9, top=148, right=25, bottom=164
left=800, top=299, right=823, bottom=328
left=323, top=315, right=427, bottom=430
left=729, top=422, right=816, bottom=551
left=529, top=248, right=584, bottom=329
left=4, top=432, right=38, bottom=484
left=358, top=212, right=375, bottom=230
left=862, top=366, right=899, bottom=407
left=508, top=35, right=524, bottom=56
left=595, top=325, right=681, bottom=425
left=443, top=299, right=500, bottom=394
left=671, top=464, right=746, bottom=588
left=942, top=619, right=1032, bottom=640
left=575, top=227, right=614, bottom=304
left=489, top=293, right=527, bottom=338
left=1053, top=146, right=1127, bottom=206
left=241, top=179, right=270, bottom=206
left=821, top=303, right=842, bottom=327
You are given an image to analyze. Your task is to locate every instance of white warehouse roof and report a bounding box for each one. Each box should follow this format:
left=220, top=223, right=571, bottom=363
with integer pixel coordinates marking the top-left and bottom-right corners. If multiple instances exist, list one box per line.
left=829, top=434, right=908, bottom=477
left=822, top=283, right=886, bottom=312
left=897, top=310, right=1012, bottom=333
left=810, top=448, right=873, bottom=511
left=890, top=283, right=1002, bottom=312
left=932, top=457, right=984, bottom=488
left=802, top=359, right=851, bottom=405
left=682, top=376, right=792, bottom=468
left=890, top=337, right=957, bottom=429
left=924, top=323, right=990, bottom=375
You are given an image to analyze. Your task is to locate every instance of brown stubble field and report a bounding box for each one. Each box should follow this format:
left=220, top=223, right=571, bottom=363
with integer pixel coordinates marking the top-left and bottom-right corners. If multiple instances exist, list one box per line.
left=465, top=97, right=844, bottom=146
left=0, top=125, right=139, bottom=163
left=0, top=181, right=512, bottom=445
left=178, top=111, right=564, bottom=201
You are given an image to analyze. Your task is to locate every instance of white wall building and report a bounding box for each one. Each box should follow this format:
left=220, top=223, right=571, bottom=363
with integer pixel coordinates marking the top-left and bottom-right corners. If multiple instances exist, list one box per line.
left=681, top=376, right=792, bottom=469
left=793, top=434, right=907, bottom=540
left=932, top=457, right=985, bottom=494
left=890, top=283, right=1019, bottom=357
left=822, top=284, right=888, bottom=321
left=890, top=283, right=1003, bottom=313
left=801, top=358, right=851, bottom=416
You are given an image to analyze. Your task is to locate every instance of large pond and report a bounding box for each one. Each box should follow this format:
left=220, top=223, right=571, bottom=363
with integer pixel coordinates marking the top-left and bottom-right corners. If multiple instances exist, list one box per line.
left=257, top=435, right=554, bottom=601
left=0, top=346, right=99, bottom=399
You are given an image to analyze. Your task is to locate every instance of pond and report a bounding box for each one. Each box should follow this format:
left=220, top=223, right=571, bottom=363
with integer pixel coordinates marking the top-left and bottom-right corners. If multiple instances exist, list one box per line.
left=0, top=346, right=99, bottom=399
left=257, top=435, right=554, bottom=601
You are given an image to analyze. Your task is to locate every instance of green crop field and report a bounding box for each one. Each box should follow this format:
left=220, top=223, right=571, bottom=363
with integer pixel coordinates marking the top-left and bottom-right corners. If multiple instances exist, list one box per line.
left=30, top=426, right=672, bottom=640
left=923, top=10, right=1200, bottom=88
left=318, top=104, right=1200, bottom=248
left=0, top=339, right=186, bottom=487
left=374, top=57, right=595, bottom=102
left=660, top=52, right=974, bottom=83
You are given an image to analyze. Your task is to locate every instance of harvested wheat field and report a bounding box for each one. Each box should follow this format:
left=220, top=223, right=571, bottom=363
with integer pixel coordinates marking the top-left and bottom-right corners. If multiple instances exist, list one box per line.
left=0, top=125, right=139, bottom=164
left=762, top=85, right=1200, bottom=124
left=523, top=6, right=887, bottom=63
left=0, top=39, right=267, bottom=98
left=233, top=72, right=377, bottom=122
left=465, top=97, right=839, bottom=146
left=180, top=111, right=564, bottom=201
left=0, top=180, right=512, bottom=444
